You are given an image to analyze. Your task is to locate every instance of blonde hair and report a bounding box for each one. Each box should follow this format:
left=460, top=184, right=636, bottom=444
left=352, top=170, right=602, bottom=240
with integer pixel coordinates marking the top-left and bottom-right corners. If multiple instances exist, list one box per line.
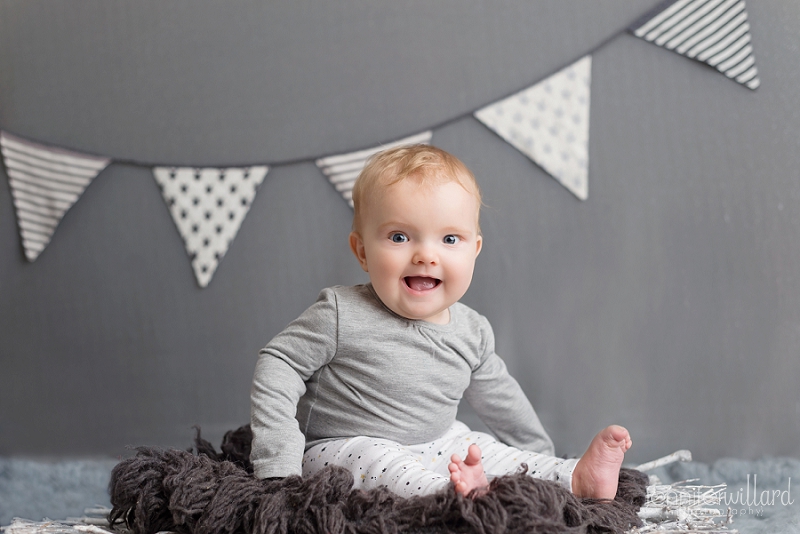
left=351, top=144, right=482, bottom=232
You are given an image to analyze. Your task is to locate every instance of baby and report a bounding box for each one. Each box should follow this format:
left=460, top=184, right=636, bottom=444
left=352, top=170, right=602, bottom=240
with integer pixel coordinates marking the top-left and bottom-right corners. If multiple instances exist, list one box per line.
left=250, top=144, right=631, bottom=498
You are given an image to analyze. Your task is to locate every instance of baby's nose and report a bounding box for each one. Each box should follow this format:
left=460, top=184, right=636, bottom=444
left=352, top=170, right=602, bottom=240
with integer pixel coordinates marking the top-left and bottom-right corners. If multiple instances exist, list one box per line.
left=412, top=246, right=438, bottom=264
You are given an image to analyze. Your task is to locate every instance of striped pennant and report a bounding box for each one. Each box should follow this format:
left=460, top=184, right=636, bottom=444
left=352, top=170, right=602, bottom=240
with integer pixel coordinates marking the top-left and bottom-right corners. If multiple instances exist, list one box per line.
left=315, top=131, right=432, bottom=207
left=475, top=56, right=592, bottom=200
left=1, top=131, right=110, bottom=261
left=153, top=165, right=268, bottom=288
left=630, top=0, right=760, bottom=90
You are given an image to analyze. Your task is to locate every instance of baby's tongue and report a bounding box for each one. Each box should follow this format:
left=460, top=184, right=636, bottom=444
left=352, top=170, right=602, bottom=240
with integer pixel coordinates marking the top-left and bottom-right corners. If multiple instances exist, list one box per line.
left=406, top=276, right=437, bottom=291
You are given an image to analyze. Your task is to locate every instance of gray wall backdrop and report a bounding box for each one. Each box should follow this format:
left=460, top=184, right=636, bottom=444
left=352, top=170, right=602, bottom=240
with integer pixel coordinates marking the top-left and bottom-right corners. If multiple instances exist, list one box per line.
left=1, top=1, right=798, bottom=464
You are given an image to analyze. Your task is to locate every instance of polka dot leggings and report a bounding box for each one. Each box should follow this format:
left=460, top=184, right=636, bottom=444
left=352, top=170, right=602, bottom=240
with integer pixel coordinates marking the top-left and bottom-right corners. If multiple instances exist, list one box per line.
left=302, top=420, right=577, bottom=497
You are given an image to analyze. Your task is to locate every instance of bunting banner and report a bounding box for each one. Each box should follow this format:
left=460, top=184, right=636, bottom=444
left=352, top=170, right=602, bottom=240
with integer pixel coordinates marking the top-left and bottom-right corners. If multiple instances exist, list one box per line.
left=0, top=3, right=762, bottom=286
left=475, top=56, right=592, bottom=200
left=629, top=0, right=760, bottom=90
left=152, top=166, right=269, bottom=287
left=0, top=131, right=110, bottom=261
left=315, top=131, right=433, bottom=207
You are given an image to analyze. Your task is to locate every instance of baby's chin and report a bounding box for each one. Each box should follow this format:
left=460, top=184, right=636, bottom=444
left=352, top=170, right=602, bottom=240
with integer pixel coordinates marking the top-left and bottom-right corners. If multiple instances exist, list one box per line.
left=395, top=303, right=451, bottom=324
left=369, top=280, right=454, bottom=323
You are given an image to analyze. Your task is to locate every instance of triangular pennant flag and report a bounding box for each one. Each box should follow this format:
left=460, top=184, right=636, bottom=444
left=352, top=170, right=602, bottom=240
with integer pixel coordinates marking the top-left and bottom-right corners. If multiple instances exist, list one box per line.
left=153, top=166, right=268, bottom=287
left=474, top=56, right=592, bottom=200
left=316, top=131, right=433, bottom=207
left=630, top=0, right=760, bottom=90
left=1, top=131, right=110, bottom=261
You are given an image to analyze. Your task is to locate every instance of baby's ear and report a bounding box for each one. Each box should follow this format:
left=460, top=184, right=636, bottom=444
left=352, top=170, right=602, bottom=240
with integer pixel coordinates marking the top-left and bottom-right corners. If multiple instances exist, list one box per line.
left=349, top=231, right=369, bottom=272
left=474, top=234, right=483, bottom=257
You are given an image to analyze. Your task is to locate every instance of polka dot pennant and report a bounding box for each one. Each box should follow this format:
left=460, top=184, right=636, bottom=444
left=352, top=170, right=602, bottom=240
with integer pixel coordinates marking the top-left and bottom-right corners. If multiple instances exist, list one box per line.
left=629, top=0, right=759, bottom=90
left=315, top=131, right=432, bottom=207
left=474, top=55, right=592, bottom=200
left=1, top=130, right=110, bottom=261
left=152, top=166, right=268, bottom=287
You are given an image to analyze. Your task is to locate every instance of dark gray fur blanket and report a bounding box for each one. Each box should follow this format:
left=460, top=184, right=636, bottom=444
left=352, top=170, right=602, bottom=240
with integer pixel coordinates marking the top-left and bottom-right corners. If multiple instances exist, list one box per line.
left=107, top=425, right=647, bottom=534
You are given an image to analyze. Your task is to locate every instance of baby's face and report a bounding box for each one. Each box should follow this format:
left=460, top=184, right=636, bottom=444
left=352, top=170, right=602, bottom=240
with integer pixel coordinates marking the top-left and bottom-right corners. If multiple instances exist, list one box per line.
left=350, top=178, right=482, bottom=324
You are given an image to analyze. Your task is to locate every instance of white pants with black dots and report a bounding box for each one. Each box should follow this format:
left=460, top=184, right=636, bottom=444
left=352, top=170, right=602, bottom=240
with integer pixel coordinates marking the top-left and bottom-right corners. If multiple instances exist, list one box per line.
left=302, top=420, right=578, bottom=497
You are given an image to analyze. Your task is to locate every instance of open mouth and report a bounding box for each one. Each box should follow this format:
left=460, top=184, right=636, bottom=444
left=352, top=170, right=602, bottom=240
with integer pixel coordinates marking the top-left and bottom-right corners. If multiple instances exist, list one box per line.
left=404, top=276, right=442, bottom=291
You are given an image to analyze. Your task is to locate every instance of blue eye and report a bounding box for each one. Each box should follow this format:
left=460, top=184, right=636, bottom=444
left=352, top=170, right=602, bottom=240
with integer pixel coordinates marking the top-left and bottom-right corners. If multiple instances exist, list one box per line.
left=390, top=233, right=408, bottom=243
left=443, top=235, right=459, bottom=245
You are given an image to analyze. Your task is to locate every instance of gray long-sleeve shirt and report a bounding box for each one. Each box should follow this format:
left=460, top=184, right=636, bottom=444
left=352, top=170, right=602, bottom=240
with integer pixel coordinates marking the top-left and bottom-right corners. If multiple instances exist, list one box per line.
left=250, top=284, right=554, bottom=479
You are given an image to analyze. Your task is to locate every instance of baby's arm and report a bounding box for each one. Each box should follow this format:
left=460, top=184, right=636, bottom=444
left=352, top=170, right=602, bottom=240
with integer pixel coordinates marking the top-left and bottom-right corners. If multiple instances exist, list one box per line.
left=250, top=356, right=309, bottom=478
left=250, top=288, right=340, bottom=479
left=464, top=354, right=553, bottom=453
left=463, top=320, right=554, bottom=455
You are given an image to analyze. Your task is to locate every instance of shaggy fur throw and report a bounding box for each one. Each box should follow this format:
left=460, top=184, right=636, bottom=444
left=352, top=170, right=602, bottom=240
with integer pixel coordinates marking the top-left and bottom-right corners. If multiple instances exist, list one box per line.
left=108, top=425, right=647, bottom=534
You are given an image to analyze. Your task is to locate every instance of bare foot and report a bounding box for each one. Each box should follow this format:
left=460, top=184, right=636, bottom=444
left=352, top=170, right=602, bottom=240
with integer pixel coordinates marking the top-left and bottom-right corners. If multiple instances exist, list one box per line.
left=571, top=425, right=632, bottom=499
left=448, top=444, right=489, bottom=496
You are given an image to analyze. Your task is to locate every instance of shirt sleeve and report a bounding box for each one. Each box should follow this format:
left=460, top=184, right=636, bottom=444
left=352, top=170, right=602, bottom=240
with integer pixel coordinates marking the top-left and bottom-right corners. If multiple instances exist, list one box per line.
left=250, top=287, right=339, bottom=478
left=462, top=318, right=556, bottom=456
